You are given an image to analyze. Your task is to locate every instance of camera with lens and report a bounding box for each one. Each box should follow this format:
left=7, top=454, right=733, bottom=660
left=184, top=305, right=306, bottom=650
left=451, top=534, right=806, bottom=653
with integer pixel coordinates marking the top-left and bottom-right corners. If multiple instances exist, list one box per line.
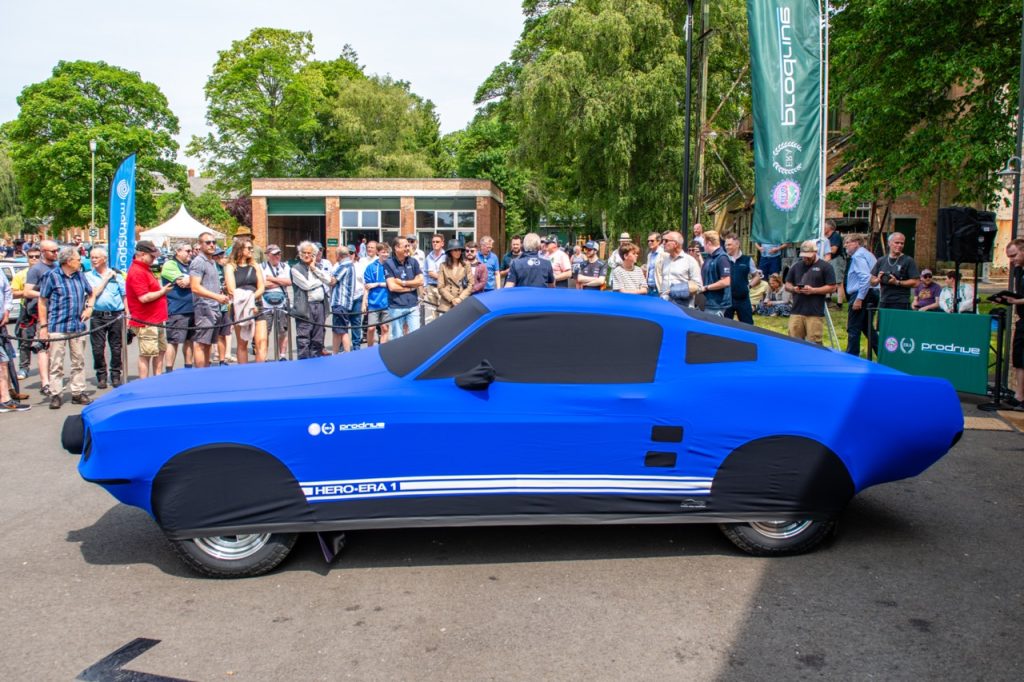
left=879, top=272, right=894, bottom=285
left=29, top=340, right=47, bottom=354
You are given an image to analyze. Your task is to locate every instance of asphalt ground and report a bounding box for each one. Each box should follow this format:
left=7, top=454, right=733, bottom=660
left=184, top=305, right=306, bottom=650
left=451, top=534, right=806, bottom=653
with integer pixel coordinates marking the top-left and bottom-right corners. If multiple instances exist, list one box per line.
left=1, top=342, right=1022, bottom=680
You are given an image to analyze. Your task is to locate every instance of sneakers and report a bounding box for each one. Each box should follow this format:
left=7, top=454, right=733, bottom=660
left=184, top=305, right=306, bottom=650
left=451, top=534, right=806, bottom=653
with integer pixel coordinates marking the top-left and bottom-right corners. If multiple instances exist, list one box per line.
left=49, top=395, right=62, bottom=410
left=71, top=394, right=92, bottom=406
left=40, top=385, right=51, bottom=397
left=97, top=377, right=108, bottom=389
left=111, top=379, right=122, bottom=388
left=16, top=370, right=27, bottom=380
left=0, top=400, right=31, bottom=413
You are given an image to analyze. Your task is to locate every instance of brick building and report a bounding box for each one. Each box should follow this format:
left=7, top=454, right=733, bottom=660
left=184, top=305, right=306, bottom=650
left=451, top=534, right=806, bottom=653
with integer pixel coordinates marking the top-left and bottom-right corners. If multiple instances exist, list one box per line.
left=250, top=178, right=506, bottom=259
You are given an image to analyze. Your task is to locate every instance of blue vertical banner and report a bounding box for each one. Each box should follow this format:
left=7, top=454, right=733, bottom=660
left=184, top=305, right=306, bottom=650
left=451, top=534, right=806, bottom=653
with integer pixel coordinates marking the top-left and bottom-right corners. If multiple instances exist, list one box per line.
left=747, top=0, right=823, bottom=245
left=109, top=154, right=137, bottom=271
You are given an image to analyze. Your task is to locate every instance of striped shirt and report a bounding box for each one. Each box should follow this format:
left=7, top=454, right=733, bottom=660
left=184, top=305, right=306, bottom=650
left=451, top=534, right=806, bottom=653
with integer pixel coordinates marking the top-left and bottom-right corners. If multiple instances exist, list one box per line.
left=611, top=266, right=647, bottom=293
left=330, top=260, right=356, bottom=312
left=39, top=267, right=93, bottom=333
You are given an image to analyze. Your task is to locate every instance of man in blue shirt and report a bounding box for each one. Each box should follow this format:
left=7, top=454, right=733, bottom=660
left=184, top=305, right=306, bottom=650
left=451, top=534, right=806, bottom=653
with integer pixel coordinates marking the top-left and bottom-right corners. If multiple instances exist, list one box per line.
left=363, top=242, right=391, bottom=346
left=330, top=247, right=357, bottom=354
left=38, top=246, right=95, bottom=409
left=384, top=237, right=423, bottom=339
left=478, top=236, right=501, bottom=291
left=724, top=233, right=757, bottom=324
left=505, top=233, right=554, bottom=288
left=84, top=247, right=126, bottom=389
left=697, top=231, right=732, bottom=316
left=843, top=233, right=879, bottom=356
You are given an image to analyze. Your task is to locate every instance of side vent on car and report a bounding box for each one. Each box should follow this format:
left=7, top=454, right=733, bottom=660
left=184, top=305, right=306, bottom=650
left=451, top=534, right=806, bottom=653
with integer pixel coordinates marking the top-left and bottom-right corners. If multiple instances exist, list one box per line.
left=645, top=451, right=677, bottom=468
left=651, top=426, right=683, bottom=443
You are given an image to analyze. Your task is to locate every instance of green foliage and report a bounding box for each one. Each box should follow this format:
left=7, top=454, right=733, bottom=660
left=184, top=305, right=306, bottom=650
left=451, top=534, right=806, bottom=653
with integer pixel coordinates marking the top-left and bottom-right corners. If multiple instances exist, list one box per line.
left=0, top=147, right=24, bottom=234
left=156, top=188, right=239, bottom=233
left=3, top=60, right=183, bottom=230
left=831, top=0, right=1019, bottom=206
left=189, top=28, right=446, bottom=190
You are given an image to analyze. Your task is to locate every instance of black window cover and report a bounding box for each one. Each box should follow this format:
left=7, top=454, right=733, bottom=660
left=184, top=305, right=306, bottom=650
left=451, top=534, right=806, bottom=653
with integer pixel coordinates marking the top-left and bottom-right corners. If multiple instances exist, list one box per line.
left=680, top=306, right=830, bottom=352
left=418, top=313, right=662, bottom=384
left=685, top=331, right=758, bottom=364
left=379, top=297, right=488, bottom=377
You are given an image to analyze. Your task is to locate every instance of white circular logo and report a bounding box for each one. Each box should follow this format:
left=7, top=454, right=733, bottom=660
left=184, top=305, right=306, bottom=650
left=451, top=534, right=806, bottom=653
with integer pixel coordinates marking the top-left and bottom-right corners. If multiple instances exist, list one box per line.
left=772, top=140, right=804, bottom=176
left=321, top=422, right=335, bottom=435
left=116, top=179, right=131, bottom=200
left=307, top=423, right=321, bottom=436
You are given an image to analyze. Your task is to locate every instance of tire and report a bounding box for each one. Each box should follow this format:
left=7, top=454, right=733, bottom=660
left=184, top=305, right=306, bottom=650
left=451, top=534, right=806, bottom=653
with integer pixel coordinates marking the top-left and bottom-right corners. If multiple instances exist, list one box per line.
left=718, top=519, right=837, bottom=557
left=169, top=532, right=298, bottom=578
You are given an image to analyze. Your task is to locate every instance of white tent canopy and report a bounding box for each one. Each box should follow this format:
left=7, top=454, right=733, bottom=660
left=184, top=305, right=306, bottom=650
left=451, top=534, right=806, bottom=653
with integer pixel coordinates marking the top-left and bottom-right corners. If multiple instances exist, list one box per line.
left=139, top=205, right=225, bottom=247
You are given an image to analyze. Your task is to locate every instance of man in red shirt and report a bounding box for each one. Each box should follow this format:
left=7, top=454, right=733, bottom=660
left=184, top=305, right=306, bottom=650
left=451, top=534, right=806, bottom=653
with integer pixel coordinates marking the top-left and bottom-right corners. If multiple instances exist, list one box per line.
left=126, top=241, right=173, bottom=379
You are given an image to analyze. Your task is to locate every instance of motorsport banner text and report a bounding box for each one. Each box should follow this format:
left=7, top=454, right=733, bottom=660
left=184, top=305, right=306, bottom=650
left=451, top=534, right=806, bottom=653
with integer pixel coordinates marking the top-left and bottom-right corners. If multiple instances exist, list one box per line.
left=108, top=154, right=137, bottom=272
left=747, top=0, right=822, bottom=246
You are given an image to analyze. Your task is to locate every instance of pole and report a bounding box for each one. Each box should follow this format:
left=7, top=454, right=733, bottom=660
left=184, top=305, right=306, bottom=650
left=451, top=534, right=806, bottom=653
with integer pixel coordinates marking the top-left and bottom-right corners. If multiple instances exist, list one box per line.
left=89, top=139, right=97, bottom=236
left=681, top=0, right=695, bottom=244
left=694, top=0, right=710, bottom=232
left=1002, top=0, right=1024, bottom=396
left=819, top=2, right=830, bottom=243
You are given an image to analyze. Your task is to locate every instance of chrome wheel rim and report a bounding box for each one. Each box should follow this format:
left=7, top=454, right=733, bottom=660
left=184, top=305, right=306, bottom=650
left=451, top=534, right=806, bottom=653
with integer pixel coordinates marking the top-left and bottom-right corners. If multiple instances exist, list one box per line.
left=748, top=520, right=813, bottom=540
left=192, top=534, right=271, bottom=560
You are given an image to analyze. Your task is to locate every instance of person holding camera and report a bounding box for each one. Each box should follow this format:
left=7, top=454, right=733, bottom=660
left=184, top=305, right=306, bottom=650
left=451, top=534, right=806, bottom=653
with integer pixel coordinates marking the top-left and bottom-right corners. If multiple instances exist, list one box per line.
left=784, top=240, right=837, bottom=344
left=870, top=232, right=920, bottom=310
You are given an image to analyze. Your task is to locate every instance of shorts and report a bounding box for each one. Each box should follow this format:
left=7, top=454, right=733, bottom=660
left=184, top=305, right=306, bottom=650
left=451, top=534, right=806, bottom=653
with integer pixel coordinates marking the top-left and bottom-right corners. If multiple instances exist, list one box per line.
left=216, top=310, right=232, bottom=338
left=788, top=314, right=824, bottom=344
left=0, top=344, right=9, bottom=363
left=136, top=324, right=168, bottom=357
left=366, top=309, right=389, bottom=330
left=262, top=306, right=289, bottom=336
left=332, top=312, right=352, bottom=335
left=193, top=304, right=219, bottom=345
left=1013, top=319, right=1024, bottom=369
left=165, top=313, right=195, bottom=345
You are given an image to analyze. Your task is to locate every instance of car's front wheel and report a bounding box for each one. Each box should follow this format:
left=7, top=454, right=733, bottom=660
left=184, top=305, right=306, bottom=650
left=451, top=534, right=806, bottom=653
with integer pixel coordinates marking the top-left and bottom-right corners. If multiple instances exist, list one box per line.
left=718, top=519, right=836, bottom=556
left=169, top=532, right=298, bottom=578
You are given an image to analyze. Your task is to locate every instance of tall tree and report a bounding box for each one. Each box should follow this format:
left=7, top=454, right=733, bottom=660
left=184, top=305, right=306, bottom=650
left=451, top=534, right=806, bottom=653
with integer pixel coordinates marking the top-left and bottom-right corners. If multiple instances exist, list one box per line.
left=3, top=60, right=183, bottom=230
left=831, top=0, right=1019, bottom=206
left=322, top=76, right=445, bottom=178
left=0, top=147, right=24, bottom=235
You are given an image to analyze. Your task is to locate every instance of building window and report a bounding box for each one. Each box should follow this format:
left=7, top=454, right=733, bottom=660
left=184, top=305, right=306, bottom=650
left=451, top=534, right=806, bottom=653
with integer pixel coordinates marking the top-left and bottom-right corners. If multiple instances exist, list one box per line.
left=415, top=211, right=476, bottom=252
left=342, top=209, right=401, bottom=249
left=844, top=202, right=871, bottom=220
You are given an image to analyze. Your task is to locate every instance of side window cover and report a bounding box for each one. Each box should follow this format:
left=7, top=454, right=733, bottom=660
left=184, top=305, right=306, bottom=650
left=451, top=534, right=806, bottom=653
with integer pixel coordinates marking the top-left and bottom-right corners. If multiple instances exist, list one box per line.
left=419, top=313, right=663, bottom=384
left=685, top=331, right=757, bottom=364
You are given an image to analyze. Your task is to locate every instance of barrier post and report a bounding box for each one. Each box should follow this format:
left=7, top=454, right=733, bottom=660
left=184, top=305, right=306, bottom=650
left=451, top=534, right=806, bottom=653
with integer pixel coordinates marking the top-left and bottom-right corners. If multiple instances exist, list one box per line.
left=979, top=308, right=1007, bottom=412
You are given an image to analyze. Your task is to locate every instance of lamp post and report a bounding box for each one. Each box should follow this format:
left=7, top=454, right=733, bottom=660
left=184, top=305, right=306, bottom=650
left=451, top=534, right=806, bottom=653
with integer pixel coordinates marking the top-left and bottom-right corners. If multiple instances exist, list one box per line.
left=681, top=0, right=696, bottom=245
left=89, top=139, right=97, bottom=239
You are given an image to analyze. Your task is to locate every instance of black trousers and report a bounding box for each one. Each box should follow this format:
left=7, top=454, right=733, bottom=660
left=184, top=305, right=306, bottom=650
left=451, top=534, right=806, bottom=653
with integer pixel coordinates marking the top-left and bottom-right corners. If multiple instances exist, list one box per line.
left=726, top=296, right=754, bottom=324
left=90, top=312, right=124, bottom=381
left=16, top=312, right=35, bottom=373
left=296, top=300, right=325, bottom=360
left=845, top=290, right=879, bottom=356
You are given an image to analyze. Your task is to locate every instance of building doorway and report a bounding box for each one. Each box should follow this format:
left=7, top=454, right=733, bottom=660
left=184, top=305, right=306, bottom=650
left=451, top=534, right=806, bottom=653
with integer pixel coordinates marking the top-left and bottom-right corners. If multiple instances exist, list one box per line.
left=894, top=217, right=917, bottom=259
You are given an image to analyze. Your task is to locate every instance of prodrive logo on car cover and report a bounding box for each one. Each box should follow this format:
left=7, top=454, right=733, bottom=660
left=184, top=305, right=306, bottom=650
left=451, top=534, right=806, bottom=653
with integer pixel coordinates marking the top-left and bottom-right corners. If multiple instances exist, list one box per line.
left=299, top=474, right=714, bottom=501
left=308, top=421, right=385, bottom=436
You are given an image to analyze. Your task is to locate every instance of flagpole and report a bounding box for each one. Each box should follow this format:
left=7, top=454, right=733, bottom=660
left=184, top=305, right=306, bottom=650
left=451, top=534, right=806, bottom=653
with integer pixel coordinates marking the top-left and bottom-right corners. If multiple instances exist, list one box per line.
left=820, top=1, right=829, bottom=243
left=682, top=0, right=696, bottom=244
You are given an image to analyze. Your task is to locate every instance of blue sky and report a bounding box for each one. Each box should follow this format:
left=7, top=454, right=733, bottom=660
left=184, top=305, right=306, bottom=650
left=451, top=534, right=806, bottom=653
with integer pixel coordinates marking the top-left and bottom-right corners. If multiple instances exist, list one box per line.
left=0, top=0, right=525, bottom=169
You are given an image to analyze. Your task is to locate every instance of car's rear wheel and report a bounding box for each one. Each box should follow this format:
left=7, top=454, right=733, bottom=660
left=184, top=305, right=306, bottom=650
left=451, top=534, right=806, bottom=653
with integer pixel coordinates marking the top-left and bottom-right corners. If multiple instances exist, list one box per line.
left=169, top=532, right=298, bottom=578
left=718, top=519, right=836, bottom=556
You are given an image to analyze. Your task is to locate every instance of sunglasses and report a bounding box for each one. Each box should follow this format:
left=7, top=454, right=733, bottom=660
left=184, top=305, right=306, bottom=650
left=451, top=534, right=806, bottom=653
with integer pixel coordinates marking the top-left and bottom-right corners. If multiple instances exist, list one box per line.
left=202, top=240, right=216, bottom=245
left=27, top=254, right=40, bottom=259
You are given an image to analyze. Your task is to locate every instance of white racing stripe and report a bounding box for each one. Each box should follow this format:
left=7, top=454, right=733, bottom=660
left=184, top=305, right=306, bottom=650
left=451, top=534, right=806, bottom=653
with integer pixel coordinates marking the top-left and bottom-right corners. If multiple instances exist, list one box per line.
left=304, top=487, right=712, bottom=502
left=300, top=473, right=713, bottom=486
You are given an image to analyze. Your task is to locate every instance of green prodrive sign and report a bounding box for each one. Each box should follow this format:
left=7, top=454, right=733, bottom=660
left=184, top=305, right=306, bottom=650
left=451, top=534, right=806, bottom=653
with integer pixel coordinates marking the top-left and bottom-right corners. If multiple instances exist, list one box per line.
left=878, top=310, right=990, bottom=395
left=747, top=0, right=822, bottom=246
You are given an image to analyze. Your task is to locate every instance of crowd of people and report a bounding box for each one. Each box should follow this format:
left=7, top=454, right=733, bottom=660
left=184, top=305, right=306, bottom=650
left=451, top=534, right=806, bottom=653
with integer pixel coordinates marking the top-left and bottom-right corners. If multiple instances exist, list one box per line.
left=0, top=224, right=990, bottom=414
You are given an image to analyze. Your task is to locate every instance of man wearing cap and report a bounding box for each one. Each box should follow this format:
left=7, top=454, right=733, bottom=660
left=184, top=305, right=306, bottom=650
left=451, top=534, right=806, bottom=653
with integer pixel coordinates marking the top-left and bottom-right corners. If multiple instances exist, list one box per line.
left=784, top=240, right=837, bottom=344
left=696, top=231, right=732, bottom=315
left=911, top=269, right=942, bottom=312
left=541, top=236, right=572, bottom=287
left=869, top=232, right=920, bottom=310
left=160, top=242, right=195, bottom=372
left=189, top=232, right=231, bottom=368
left=576, top=241, right=608, bottom=290
left=607, top=232, right=632, bottom=270
left=125, top=241, right=173, bottom=380
left=261, top=244, right=291, bottom=359
left=505, top=233, right=554, bottom=288
left=658, top=231, right=702, bottom=308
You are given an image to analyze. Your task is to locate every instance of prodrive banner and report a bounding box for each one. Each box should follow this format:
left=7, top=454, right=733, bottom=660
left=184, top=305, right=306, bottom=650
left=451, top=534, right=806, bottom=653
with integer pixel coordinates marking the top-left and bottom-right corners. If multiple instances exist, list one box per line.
left=109, top=154, right=137, bottom=272
left=747, top=0, right=822, bottom=246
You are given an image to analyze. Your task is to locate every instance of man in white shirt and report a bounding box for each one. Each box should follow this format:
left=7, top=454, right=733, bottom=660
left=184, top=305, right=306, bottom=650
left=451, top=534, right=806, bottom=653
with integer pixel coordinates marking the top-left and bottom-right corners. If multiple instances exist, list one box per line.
left=541, top=236, right=572, bottom=288
left=424, top=234, right=445, bottom=324
left=659, top=230, right=702, bottom=308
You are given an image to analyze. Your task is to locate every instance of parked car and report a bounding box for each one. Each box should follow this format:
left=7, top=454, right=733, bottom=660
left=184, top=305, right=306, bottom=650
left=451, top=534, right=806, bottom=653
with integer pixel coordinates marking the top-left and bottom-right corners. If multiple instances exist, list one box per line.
left=62, top=290, right=964, bottom=578
left=1, top=259, right=30, bottom=322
